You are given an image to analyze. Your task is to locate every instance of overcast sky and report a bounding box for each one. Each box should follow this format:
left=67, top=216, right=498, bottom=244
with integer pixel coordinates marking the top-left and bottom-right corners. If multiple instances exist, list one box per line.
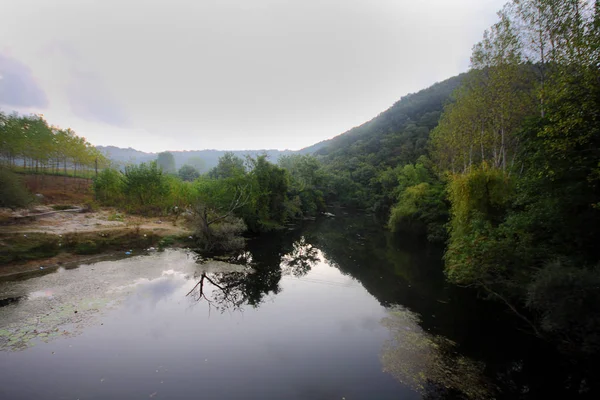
left=0, top=0, right=506, bottom=152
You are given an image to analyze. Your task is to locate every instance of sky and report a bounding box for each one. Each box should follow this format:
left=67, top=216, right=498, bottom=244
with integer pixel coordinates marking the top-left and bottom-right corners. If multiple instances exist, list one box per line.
left=0, top=0, right=507, bottom=152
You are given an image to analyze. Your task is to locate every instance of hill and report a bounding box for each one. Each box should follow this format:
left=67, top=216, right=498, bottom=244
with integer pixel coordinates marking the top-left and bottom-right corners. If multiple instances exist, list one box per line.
left=99, top=73, right=465, bottom=177
left=304, top=73, right=467, bottom=169
left=97, top=146, right=295, bottom=173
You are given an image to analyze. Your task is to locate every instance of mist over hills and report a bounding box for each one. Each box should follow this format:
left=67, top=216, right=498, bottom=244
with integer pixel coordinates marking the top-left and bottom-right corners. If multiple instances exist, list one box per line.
left=96, top=147, right=299, bottom=173
left=97, top=73, right=464, bottom=172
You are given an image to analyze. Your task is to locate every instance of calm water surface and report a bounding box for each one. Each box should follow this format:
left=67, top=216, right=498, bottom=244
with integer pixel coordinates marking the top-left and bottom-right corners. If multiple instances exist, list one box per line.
left=0, top=215, right=595, bottom=399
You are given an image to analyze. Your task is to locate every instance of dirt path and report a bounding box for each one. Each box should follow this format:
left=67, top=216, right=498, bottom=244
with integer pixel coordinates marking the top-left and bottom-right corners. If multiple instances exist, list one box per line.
left=0, top=206, right=190, bottom=236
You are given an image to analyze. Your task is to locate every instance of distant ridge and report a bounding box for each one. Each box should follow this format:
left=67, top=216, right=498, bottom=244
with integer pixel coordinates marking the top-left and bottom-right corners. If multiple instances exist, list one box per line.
left=99, top=72, right=466, bottom=172
left=96, top=146, right=295, bottom=172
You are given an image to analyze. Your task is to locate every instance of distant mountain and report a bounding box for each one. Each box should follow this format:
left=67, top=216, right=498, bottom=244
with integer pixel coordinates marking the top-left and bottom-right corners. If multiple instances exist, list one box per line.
left=97, top=146, right=295, bottom=173
left=100, top=73, right=466, bottom=174
left=96, top=146, right=155, bottom=165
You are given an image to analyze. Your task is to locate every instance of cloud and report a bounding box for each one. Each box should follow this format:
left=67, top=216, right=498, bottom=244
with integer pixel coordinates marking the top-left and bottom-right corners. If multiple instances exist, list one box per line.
left=66, top=69, right=130, bottom=127
left=0, top=0, right=508, bottom=151
left=0, top=53, right=48, bottom=108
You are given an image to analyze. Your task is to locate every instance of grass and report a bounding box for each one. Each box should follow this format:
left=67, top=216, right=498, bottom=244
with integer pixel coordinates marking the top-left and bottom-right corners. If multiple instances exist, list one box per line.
left=0, top=230, right=157, bottom=265
left=0, top=230, right=196, bottom=266
left=19, top=174, right=93, bottom=204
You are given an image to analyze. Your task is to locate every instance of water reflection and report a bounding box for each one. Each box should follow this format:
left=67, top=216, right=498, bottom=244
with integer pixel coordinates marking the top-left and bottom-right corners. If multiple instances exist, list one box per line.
left=380, top=306, right=494, bottom=400
left=0, top=214, right=594, bottom=399
left=281, top=236, right=319, bottom=277
left=187, top=270, right=252, bottom=313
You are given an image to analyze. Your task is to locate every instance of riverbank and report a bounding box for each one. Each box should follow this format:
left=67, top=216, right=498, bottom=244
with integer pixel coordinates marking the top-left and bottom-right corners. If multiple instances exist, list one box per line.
left=0, top=205, right=194, bottom=278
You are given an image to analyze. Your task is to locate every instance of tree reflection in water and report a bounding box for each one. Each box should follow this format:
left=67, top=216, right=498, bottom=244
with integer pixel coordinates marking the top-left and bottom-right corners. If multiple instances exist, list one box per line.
left=186, top=235, right=320, bottom=312
left=186, top=271, right=249, bottom=313
left=281, top=236, right=320, bottom=277
left=380, top=306, right=495, bottom=400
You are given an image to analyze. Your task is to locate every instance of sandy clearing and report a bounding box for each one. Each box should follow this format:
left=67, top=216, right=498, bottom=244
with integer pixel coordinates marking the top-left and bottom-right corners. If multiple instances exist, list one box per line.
left=0, top=206, right=191, bottom=236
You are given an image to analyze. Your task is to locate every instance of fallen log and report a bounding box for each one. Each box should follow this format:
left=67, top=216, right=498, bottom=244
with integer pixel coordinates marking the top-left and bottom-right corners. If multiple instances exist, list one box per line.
left=12, top=207, right=85, bottom=221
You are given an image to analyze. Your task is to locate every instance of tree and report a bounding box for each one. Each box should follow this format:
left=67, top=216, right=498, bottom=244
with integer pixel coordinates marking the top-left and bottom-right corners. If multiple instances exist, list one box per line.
left=185, top=156, right=207, bottom=174
left=178, top=164, right=200, bottom=182
left=278, top=154, right=327, bottom=216
left=429, top=0, right=600, bottom=355
left=191, top=177, right=250, bottom=253
left=247, top=155, right=290, bottom=229
left=122, top=161, right=170, bottom=215
left=208, top=152, right=245, bottom=179
left=156, top=151, right=176, bottom=174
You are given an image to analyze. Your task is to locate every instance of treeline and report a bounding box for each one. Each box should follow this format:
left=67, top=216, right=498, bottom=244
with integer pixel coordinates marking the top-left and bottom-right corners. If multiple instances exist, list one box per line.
left=93, top=152, right=339, bottom=251
left=0, top=110, right=107, bottom=177
left=390, top=0, right=600, bottom=356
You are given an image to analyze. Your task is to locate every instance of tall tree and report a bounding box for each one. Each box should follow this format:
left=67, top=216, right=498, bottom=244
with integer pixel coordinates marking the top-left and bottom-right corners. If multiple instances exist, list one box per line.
left=156, top=151, right=176, bottom=174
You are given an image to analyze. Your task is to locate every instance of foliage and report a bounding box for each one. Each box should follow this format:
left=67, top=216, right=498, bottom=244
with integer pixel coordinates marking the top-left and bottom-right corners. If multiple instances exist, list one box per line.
left=527, top=261, right=600, bottom=355
left=0, top=168, right=34, bottom=208
left=0, top=110, right=108, bottom=177
left=278, top=154, right=327, bottom=216
left=387, top=159, right=448, bottom=241
left=245, top=155, right=290, bottom=230
left=178, top=164, right=200, bottom=181
left=208, top=151, right=246, bottom=179
left=0, top=229, right=162, bottom=266
left=122, top=161, right=171, bottom=215
left=93, top=168, right=124, bottom=205
left=296, top=73, right=466, bottom=212
left=194, top=216, right=246, bottom=253
left=93, top=162, right=198, bottom=216
left=429, top=0, right=600, bottom=355
left=156, top=151, right=176, bottom=174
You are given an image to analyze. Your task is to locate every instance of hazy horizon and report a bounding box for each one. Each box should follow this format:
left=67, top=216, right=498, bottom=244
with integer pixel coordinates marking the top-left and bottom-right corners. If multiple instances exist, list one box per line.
left=1, top=0, right=506, bottom=152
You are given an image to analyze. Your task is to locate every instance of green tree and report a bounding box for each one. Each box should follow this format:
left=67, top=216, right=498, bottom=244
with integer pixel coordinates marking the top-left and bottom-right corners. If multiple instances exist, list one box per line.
left=156, top=151, right=176, bottom=174
left=246, top=155, right=290, bottom=230
left=430, top=0, right=600, bottom=354
left=178, top=164, right=200, bottom=182
left=122, top=161, right=170, bottom=215
left=208, top=152, right=245, bottom=179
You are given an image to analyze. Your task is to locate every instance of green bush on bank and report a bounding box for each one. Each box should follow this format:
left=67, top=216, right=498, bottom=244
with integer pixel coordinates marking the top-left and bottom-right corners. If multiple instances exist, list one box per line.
left=0, top=168, right=34, bottom=209
left=93, top=161, right=198, bottom=216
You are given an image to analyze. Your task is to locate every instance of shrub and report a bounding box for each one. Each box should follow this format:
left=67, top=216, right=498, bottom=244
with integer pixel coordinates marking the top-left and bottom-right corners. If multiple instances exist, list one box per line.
left=178, top=164, right=200, bottom=182
left=527, top=261, right=600, bottom=355
left=122, top=161, right=170, bottom=215
left=194, top=214, right=246, bottom=254
left=93, top=168, right=124, bottom=206
left=0, top=168, right=34, bottom=208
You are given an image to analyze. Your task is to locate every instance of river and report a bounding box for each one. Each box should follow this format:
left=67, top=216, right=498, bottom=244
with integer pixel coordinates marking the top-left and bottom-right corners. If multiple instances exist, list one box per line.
left=0, top=214, right=595, bottom=399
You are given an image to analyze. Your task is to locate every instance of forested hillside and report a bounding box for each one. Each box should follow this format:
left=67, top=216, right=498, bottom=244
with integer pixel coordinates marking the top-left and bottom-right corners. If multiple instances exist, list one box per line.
left=301, top=0, right=600, bottom=362
left=300, top=74, right=466, bottom=215
left=387, top=0, right=600, bottom=359
left=310, top=73, right=465, bottom=168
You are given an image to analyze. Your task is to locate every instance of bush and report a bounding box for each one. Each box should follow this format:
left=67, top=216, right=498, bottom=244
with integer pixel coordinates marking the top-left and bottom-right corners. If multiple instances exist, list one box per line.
left=527, top=261, right=600, bottom=355
left=193, top=213, right=246, bottom=254
left=444, top=167, right=515, bottom=284
left=0, top=168, right=34, bottom=208
left=93, top=168, right=124, bottom=206
left=178, top=164, right=200, bottom=182
left=122, top=161, right=170, bottom=215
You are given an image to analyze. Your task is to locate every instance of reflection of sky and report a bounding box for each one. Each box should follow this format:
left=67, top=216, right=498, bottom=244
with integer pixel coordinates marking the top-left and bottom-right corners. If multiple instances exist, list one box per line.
left=0, top=249, right=418, bottom=400
left=123, top=271, right=191, bottom=312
